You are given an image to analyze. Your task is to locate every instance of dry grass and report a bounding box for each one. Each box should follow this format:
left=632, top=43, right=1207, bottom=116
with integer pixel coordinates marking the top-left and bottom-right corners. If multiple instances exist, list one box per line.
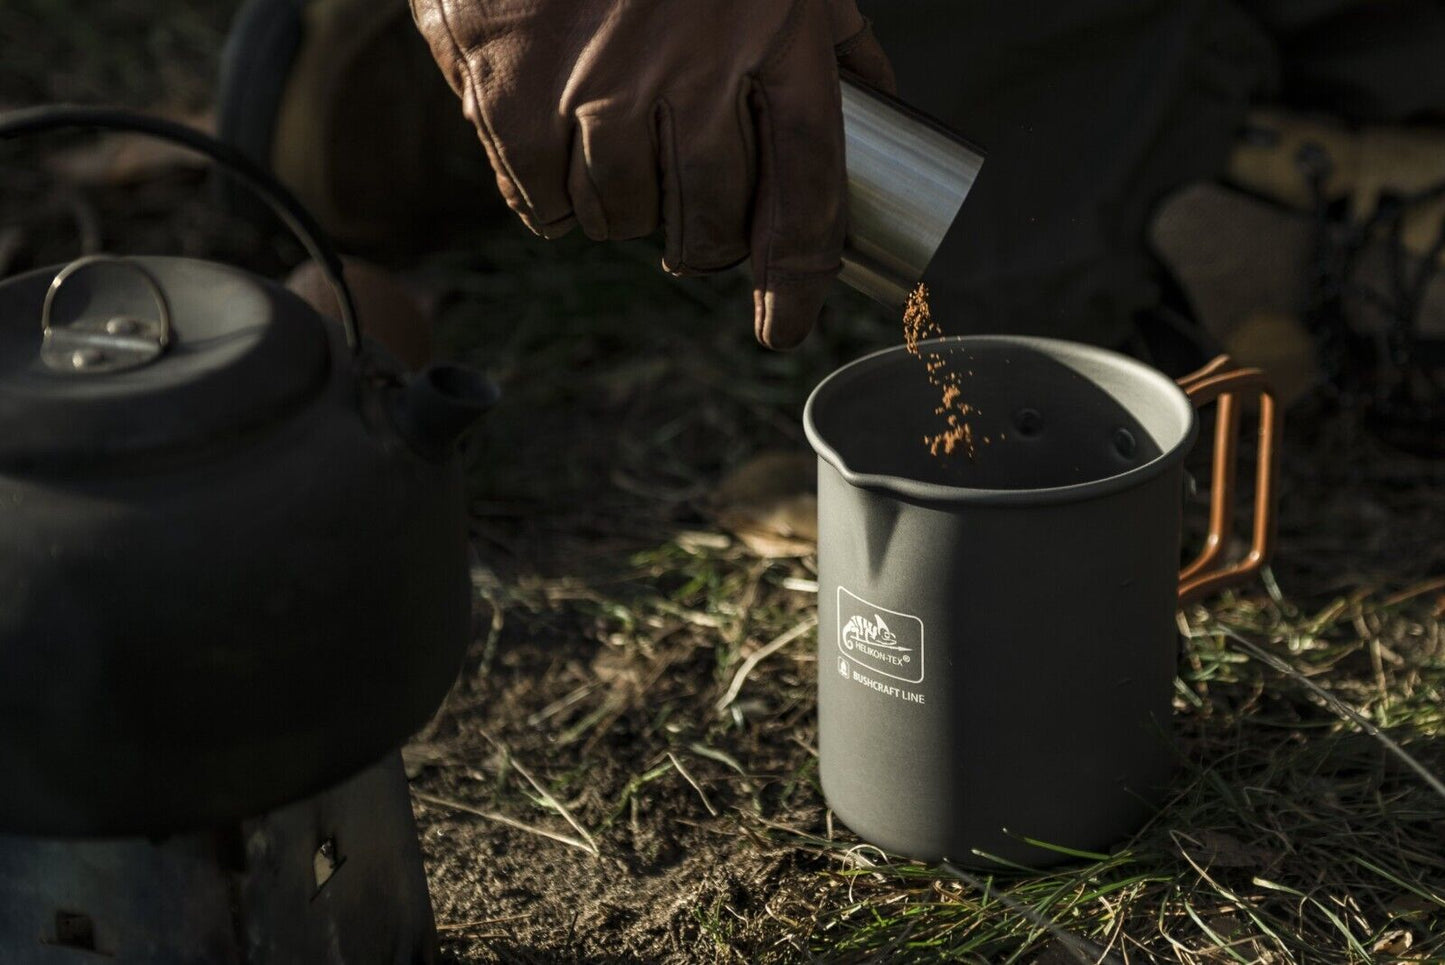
left=409, top=220, right=1445, bottom=964
left=753, top=590, right=1445, bottom=963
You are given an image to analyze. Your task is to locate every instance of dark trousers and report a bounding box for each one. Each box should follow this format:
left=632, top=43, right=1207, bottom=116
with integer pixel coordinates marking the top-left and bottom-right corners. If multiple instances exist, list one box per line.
left=863, top=0, right=1445, bottom=344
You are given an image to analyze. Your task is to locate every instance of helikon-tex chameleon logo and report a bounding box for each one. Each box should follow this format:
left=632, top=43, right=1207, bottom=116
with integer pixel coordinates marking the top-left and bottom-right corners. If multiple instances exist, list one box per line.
left=836, top=587, right=925, bottom=685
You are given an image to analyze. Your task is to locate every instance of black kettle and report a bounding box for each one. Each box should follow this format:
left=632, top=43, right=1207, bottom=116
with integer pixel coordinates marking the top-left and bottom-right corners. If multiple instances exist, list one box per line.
left=0, top=108, right=496, bottom=836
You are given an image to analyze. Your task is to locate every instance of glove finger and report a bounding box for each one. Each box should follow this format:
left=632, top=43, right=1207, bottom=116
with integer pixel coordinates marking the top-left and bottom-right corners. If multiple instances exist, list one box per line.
left=749, top=10, right=846, bottom=349
left=410, top=0, right=575, bottom=239
left=656, top=94, right=754, bottom=276
left=823, top=0, right=866, bottom=41
left=835, top=19, right=898, bottom=96
left=499, top=121, right=578, bottom=240
left=487, top=120, right=577, bottom=239
left=824, top=0, right=897, bottom=93
left=568, top=109, right=661, bottom=242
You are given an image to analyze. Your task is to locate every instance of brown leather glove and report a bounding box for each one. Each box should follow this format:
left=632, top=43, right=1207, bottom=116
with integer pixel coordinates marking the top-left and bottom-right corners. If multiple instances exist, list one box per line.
left=409, top=0, right=895, bottom=348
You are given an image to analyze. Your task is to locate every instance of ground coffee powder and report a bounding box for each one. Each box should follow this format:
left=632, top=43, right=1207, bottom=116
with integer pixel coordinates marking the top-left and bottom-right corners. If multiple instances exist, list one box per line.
left=903, top=283, right=981, bottom=459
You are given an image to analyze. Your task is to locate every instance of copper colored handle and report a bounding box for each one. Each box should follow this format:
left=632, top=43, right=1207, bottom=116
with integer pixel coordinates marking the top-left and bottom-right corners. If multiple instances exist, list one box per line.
left=1176, top=355, right=1282, bottom=606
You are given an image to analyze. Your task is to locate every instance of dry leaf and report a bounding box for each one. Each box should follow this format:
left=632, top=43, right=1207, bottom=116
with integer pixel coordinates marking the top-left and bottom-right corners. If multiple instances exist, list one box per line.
left=287, top=257, right=432, bottom=370
left=710, top=450, right=815, bottom=505
left=706, top=450, right=817, bottom=559
left=674, top=530, right=731, bottom=554
left=715, top=495, right=818, bottom=558
left=1373, top=928, right=1414, bottom=956
left=1355, top=125, right=1445, bottom=261
left=1224, top=310, right=1323, bottom=408
left=46, top=109, right=215, bottom=187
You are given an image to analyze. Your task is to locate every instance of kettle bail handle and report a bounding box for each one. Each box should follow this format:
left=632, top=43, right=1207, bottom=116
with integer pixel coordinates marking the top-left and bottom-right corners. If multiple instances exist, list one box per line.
left=0, top=105, right=362, bottom=354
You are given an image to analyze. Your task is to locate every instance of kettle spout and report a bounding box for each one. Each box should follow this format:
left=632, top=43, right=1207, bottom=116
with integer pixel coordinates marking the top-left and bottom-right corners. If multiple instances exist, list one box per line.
left=394, top=363, right=500, bottom=457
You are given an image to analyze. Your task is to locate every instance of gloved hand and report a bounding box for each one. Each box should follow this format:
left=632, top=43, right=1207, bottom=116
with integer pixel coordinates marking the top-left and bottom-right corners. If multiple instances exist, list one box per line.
left=409, top=0, right=895, bottom=348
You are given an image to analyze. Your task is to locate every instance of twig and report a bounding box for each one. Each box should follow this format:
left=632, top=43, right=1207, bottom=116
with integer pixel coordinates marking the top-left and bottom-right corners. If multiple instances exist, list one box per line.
left=436, top=913, right=533, bottom=933
left=668, top=751, right=718, bottom=817
left=481, top=730, right=600, bottom=855
left=715, top=615, right=819, bottom=712
left=1380, top=576, right=1445, bottom=609
left=1216, top=626, right=1445, bottom=804
left=412, top=790, right=597, bottom=856
left=526, top=682, right=598, bottom=727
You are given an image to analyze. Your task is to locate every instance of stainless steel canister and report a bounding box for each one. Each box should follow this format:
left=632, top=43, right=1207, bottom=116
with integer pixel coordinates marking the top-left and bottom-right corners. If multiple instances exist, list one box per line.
left=839, top=78, right=985, bottom=308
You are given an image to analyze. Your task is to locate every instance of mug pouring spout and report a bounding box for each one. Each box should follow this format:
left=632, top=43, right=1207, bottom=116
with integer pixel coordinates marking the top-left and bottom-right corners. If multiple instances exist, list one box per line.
left=857, top=487, right=904, bottom=582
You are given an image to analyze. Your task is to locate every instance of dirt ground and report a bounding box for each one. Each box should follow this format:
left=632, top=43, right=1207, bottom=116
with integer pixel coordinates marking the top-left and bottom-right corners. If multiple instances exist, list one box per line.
left=405, top=243, right=1445, bottom=963
left=2, top=3, right=1443, bottom=962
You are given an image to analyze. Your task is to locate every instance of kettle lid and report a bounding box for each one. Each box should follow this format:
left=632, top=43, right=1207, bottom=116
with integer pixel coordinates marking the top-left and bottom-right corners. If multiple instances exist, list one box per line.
left=0, top=255, right=331, bottom=469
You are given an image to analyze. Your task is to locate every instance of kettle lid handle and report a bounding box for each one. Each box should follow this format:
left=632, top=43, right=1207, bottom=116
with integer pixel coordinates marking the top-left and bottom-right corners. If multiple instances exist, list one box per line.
left=40, top=254, right=173, bottom=374
left=0, top=105, right=362, bottom=355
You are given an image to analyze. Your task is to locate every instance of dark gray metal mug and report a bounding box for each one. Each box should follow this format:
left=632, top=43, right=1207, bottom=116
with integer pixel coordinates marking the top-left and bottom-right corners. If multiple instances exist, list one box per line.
left=804, top=336, right=1280, bottom=867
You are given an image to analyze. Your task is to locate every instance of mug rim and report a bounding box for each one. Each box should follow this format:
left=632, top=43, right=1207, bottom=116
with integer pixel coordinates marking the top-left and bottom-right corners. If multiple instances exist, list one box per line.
left=803, top=335, right=1199, bottom=506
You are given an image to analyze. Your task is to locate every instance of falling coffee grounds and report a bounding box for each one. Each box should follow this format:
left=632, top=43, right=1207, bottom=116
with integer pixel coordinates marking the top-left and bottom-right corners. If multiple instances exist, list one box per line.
left=903, top=283, right=978, bottom=459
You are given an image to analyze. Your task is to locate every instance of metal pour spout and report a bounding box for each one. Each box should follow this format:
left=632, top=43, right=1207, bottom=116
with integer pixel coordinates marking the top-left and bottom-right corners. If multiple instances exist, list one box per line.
left=394, top=363, right=500, bottom=458
left=840, top=79, right=986, bottom=308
